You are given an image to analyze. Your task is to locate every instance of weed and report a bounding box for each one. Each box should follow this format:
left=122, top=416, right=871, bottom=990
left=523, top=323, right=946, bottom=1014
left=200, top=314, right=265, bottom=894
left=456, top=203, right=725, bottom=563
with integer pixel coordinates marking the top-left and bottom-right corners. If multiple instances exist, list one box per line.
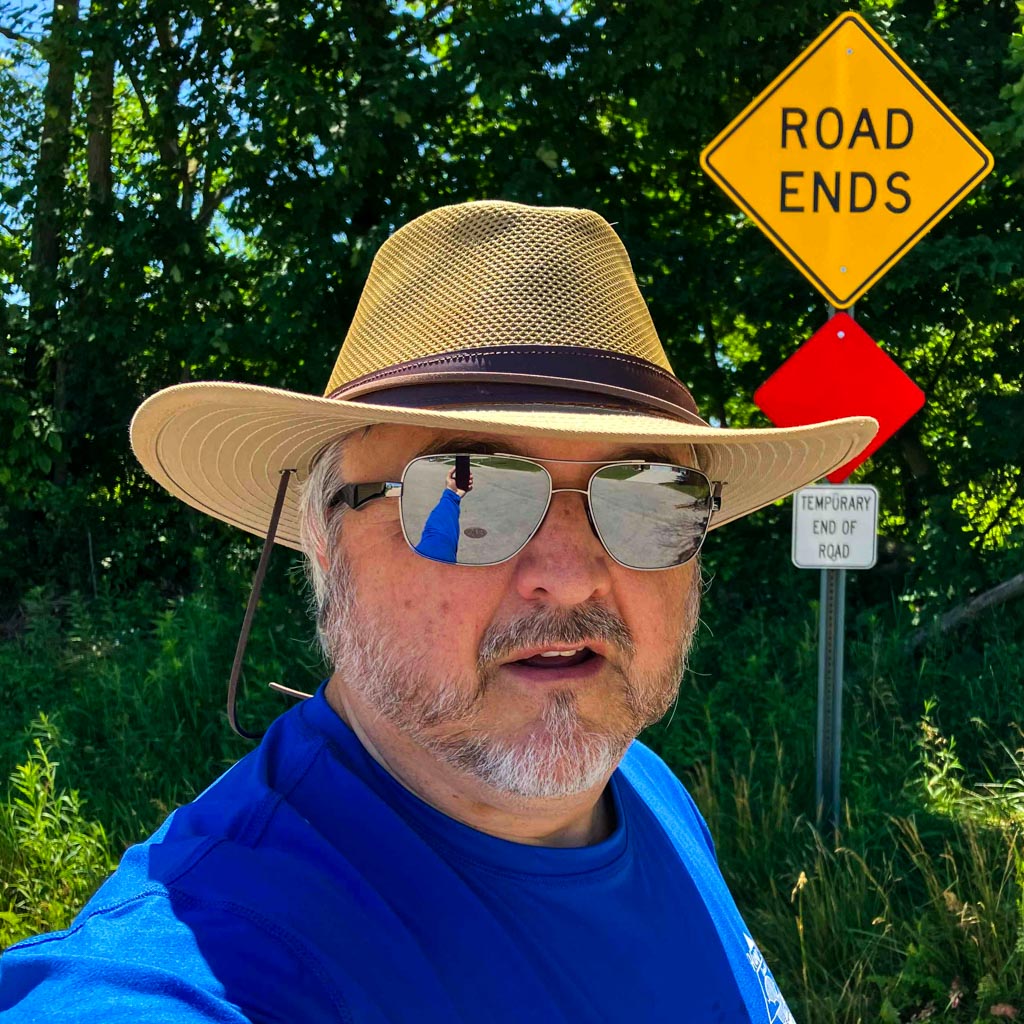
left=0, top=715, right=115, bottom=947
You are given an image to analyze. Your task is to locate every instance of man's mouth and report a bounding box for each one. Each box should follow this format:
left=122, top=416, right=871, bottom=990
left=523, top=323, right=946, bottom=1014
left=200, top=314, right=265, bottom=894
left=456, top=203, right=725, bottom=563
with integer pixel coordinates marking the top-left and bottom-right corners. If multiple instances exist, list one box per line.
left=513, top=647, right=598, bottom=669
left=494, top=643, right=610, bottom=685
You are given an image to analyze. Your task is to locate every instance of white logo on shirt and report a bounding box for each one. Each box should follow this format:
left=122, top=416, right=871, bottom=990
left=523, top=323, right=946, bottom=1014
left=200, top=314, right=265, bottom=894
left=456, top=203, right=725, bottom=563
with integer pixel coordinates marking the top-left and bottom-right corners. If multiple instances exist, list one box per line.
left=743, top=933, right=796, bottom=1024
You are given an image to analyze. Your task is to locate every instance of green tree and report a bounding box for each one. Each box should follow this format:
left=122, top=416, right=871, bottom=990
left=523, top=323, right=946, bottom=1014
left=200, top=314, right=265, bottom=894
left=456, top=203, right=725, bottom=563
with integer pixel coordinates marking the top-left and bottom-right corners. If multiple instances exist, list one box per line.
left=0, top=0, right=1020, bottom=620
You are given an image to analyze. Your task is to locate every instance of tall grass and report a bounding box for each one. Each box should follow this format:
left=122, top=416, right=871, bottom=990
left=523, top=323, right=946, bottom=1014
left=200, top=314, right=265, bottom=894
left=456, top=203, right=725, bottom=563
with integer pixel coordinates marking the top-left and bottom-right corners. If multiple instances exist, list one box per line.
left=0, top=565, right=322, bottom=846
left=679, top=731, right=1024, bottom=1022
left=1, top=562, right=1023, bottom=1019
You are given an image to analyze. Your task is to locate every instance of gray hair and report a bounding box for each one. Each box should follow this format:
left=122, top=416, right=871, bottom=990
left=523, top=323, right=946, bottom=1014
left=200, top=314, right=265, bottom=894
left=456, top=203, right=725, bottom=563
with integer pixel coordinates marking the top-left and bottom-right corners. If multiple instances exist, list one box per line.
left=298, top=434, right=354, bottom=664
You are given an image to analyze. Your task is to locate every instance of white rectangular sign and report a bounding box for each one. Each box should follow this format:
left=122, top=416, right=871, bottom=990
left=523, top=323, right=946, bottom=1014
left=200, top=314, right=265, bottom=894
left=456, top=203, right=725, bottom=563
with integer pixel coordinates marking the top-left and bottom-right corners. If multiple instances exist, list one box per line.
left=792, top=485, right=878, bottom=569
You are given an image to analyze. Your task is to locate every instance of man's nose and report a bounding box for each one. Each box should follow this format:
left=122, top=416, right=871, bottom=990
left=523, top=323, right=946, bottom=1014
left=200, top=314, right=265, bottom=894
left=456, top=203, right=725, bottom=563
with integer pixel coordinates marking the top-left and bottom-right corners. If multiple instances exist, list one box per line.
left=511, top=491, right=613, bottom=605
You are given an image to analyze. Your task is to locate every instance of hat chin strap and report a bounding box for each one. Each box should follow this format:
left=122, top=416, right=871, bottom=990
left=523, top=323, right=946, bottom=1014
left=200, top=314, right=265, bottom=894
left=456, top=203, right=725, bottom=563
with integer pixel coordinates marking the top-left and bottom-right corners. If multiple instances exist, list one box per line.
left=226, top=468, right=312, bottom=739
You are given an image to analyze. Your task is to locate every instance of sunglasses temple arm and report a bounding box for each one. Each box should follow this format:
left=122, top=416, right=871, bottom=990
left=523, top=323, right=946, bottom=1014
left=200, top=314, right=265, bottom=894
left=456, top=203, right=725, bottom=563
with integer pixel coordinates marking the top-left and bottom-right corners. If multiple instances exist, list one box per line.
left=227, top=468, right=295, bottom=740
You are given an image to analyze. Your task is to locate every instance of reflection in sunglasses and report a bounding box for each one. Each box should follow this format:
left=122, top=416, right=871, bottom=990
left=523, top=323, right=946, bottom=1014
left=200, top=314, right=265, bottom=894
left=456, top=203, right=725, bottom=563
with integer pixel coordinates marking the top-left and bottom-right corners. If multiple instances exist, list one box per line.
left=413, top=468, right=476, bottom=563
left=397, top=453, right=715, bottom=570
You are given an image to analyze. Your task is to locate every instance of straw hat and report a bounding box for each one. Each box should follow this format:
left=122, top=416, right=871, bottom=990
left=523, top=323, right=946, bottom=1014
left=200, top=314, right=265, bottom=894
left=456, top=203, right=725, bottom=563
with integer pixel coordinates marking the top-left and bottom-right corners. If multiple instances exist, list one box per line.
left=130, top=200, right=877, bottom=550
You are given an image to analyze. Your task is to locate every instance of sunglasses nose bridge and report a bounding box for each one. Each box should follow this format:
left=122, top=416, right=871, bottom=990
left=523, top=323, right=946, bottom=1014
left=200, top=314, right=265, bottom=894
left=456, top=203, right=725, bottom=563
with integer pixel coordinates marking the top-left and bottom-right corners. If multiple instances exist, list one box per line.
left=547, top=486, right=600, bottom=542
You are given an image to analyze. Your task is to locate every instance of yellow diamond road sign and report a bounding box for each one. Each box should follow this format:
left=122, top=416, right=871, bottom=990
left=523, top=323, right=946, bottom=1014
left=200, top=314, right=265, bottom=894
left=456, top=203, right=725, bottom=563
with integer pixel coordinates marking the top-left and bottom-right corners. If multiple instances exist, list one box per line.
left=700, top=12, right=994, bottom=308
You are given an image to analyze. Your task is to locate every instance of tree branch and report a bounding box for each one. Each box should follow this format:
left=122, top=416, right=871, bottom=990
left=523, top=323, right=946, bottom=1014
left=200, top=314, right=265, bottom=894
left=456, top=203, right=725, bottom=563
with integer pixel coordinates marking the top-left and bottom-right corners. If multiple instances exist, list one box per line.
left=121, top=57, right=155, bottom=130
left=907, top=572, right=1024, bottom=652
left=922, top=320, right=967, bottom=395
left=0, top=23, right=36, bottom=45
left=85, top=9, right=115, bottom=220
left=195, top=185, right=233, bottom=228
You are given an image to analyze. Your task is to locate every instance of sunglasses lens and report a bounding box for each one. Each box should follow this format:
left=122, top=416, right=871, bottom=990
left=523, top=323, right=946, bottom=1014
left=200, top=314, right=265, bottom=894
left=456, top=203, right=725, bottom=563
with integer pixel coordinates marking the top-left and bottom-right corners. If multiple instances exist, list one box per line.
left=589, top=464, right=712, bottom=569
left=401, top=455, right=550, bottom=565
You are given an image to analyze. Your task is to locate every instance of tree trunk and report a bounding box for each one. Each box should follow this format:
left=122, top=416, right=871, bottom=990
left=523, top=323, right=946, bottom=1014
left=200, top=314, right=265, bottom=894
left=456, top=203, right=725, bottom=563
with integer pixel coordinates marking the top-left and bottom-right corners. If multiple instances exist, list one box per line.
left=701, top=318, right=730, bottom=427
left=895, top=419, right=935, bottom=523
left=27, top=0, right=80, bottom=490
left=29, top=0, right=79, bottom=330
left=85, top=4, right=115, bottom=224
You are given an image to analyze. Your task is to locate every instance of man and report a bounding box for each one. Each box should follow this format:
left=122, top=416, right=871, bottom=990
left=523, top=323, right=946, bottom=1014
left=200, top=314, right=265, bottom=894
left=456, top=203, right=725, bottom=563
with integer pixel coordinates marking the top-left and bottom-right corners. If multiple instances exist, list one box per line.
left=0, top=201, right=875, bottom=1021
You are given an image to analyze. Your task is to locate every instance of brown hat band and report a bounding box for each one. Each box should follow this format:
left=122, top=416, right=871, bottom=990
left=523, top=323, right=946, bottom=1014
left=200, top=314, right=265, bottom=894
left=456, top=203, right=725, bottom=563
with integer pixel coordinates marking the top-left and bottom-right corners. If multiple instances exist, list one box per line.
left=326, top=346, right=707, bottom=425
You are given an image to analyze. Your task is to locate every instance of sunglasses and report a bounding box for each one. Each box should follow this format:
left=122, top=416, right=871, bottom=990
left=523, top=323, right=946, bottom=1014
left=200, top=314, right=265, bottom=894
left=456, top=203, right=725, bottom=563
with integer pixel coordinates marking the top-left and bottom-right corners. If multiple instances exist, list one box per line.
left=329, top=453, right=721, bottom=570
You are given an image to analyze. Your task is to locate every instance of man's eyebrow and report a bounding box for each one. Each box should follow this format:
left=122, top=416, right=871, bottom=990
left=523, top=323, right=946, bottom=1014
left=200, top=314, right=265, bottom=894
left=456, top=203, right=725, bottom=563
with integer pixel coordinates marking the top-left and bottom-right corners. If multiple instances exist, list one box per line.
left=412, top=437, right=503, bottom=459
left=603, top=445, right=686, bottom=464
left=412, top=439, right=688, bottom=465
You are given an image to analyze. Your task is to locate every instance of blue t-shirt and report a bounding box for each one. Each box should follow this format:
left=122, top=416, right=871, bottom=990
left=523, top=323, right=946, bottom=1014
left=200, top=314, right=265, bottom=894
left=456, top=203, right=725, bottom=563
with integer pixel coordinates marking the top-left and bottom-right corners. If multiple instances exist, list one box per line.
left=0, top=687, right=794, bottom=1023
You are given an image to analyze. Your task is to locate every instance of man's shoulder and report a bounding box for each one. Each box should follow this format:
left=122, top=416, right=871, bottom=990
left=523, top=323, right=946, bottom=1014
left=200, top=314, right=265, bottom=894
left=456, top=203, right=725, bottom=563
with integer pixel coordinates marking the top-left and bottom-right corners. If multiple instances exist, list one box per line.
left=0, top=699, right=360, bottom=1021
left=93, top=695, right=348, bottom=912
left=618, top=738, right=718, bottom=862
left=108, top=699, right=322, bottom=890
left=618, top=736, right=686, bottom=796
left=0, top=875, right=351, bottom=1022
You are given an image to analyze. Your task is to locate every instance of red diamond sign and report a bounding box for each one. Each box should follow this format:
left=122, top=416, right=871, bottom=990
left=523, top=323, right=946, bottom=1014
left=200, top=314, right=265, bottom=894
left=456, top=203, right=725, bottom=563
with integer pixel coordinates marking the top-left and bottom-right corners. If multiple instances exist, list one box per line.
left=754, top=313, right=925, bottom=481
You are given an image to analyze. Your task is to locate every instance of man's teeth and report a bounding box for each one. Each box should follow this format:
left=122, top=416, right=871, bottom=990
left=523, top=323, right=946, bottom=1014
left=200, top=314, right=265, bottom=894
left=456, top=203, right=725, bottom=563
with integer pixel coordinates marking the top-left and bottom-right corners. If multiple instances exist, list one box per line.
left=538, top=649, right=581, bottom=658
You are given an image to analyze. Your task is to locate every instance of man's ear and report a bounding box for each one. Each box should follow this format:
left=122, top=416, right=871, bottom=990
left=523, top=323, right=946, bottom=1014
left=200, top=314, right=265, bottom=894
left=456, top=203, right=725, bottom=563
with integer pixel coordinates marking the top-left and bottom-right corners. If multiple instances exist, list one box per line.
left=315, top=540, right=330, bottom=573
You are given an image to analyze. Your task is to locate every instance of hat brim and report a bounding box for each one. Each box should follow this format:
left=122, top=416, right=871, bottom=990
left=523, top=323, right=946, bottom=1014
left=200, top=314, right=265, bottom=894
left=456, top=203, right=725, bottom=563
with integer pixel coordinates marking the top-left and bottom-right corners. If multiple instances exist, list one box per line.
left=130, top=382, right=878, bottom=551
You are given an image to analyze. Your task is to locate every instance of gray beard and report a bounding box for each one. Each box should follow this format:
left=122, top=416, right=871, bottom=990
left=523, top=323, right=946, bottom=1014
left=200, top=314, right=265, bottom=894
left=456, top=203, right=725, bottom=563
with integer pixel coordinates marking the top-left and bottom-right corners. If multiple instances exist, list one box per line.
left=321, top=562, right=698, bottom=800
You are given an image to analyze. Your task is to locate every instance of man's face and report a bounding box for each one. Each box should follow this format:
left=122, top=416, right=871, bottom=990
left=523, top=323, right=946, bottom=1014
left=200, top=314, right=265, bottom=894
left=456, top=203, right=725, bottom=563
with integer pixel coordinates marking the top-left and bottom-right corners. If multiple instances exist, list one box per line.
left=320, top=425, right=701, bottom=800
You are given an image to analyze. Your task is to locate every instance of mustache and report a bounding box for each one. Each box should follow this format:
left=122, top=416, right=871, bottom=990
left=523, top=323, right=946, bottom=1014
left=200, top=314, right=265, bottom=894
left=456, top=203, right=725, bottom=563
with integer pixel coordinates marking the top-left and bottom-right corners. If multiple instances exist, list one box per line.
left=477, top=603, right=635, bottom=667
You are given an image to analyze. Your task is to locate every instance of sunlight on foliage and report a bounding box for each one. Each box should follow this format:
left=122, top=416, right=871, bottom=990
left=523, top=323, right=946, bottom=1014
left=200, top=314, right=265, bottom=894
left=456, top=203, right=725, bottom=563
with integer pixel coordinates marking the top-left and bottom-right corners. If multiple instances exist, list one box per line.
left=0, top=715, right=115, bottom=948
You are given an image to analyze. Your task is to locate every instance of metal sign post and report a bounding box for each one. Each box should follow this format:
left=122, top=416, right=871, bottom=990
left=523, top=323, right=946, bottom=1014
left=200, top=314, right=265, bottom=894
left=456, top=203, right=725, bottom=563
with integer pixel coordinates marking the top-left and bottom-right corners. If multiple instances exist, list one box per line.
left=816, top=303, right=849, bottom=834
left=816, top=519, right=847, bottom=833
left=803, top=306, right=878, bottom=834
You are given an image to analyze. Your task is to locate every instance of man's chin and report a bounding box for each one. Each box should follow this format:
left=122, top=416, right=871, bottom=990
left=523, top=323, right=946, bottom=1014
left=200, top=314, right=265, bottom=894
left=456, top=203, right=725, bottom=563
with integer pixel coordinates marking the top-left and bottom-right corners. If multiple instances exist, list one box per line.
left=429, top=718, right=632, bottom=800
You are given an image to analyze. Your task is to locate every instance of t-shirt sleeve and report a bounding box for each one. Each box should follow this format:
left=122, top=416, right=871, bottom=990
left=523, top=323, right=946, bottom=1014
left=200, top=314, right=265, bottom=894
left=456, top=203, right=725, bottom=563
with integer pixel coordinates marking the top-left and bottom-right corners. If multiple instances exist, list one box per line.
left=0, top=891, right=347, bottom=1024
left=414, top=489, right=462, bottom=562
